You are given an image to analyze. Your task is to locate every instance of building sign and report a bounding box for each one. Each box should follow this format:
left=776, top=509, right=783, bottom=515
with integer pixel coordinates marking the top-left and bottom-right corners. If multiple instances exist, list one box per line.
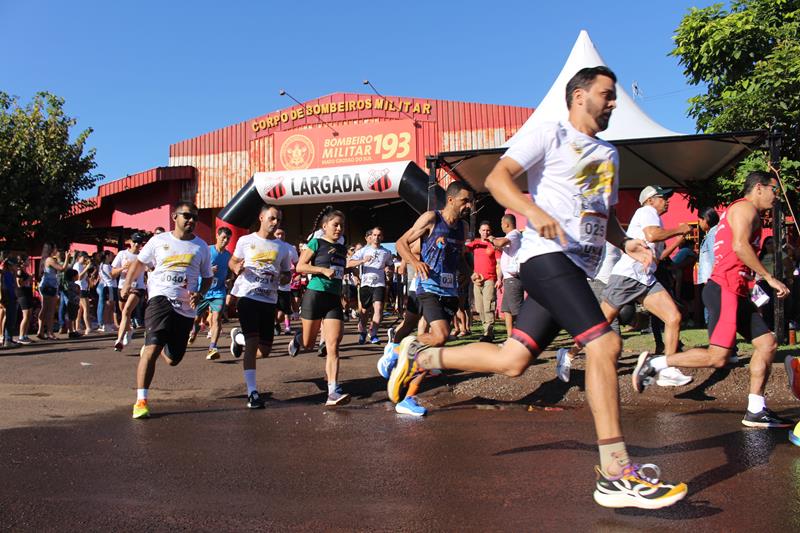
left=251, top=97, right=433, bottom=133
left=252, top=160, right=415, bottom=205
left=273, top=121, right=416, bottom=171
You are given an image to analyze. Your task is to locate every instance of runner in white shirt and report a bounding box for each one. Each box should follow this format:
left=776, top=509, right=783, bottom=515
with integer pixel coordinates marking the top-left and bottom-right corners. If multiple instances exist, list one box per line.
left=122, top=201, right=213, bottom=420
left=227, top=205, right=292, bottom=409
left=489, top=214, right=523, bottom=337
left=601, top=185, right=693, bottom=387
left=347, top=227, right=394, bottom=344
left=386, top=67, right=687, bottom=509
left=111, top=233, right=147, bottom=352
left=274, top=228, right=299, bottom=336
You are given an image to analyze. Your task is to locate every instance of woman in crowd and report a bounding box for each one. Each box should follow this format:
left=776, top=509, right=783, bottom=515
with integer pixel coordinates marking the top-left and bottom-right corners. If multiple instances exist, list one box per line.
left=98, top=250, right=118, bottom=332
left=37, top=244, right=72, bottom=340
left=15, top=256, right=34, bottom=344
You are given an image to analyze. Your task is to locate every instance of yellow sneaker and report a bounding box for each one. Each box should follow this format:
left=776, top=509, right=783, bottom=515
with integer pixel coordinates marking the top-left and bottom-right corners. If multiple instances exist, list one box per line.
left=206, top=347, right=220, bottom=360
left=790, top=421, right=800, bottom=447
left=132, top=400, right=150, bottom=419
left=387, top=337, right=424, bottom=403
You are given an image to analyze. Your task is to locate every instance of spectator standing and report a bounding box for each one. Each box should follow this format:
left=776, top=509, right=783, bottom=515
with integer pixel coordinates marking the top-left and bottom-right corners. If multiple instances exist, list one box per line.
left=490, top=214, right=522, bottom=338
left=466, top=221, right=500, bottom=342
left=37, top=244, right=72, bottom=340
left=14, top=257, right=34, bottom=344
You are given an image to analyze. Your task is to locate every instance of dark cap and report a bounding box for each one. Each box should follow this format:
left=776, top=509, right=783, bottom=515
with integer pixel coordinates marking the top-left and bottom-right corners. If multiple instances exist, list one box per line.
left=131, top=232, right=146, bottom=244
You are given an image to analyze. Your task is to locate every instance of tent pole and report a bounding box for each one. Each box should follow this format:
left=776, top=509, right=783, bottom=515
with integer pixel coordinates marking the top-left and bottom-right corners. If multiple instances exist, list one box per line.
left=769, top=129, right=785, bottom=343
left=427, top=156, right=438, bottom=211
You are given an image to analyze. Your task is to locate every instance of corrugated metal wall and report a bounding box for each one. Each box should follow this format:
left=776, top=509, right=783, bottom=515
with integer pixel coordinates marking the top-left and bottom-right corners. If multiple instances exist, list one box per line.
left=168, top=93, right=533, bottom=209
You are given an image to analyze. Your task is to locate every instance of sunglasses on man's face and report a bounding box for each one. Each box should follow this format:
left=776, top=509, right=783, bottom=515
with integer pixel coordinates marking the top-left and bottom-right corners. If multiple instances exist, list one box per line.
left=176, top=212, right=198, bottom=220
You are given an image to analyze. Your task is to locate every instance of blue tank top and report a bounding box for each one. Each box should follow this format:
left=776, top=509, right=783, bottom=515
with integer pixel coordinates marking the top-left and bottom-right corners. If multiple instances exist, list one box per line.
left=418, top=211, right=465, bottom=297
left=41, top=263, right=58, bottom=288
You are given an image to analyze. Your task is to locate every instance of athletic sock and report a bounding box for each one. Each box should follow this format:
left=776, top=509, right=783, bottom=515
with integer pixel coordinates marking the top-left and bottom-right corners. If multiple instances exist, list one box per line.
left=137, top=388, right=148, bottom=401
left=209, top=342, right=217, bottom=350
left=235, top=332, right=246, bottom=346
left=327, top=382, right=337, bottom=395
left=747, top=393, right=766, bottom=414
left=650, top=355, right=669, bottom=372
left=598, top=437, right=630, bottom=477
left=419, top=347, right=443, bottom=370
left=244, top=369, right=258, bottom=395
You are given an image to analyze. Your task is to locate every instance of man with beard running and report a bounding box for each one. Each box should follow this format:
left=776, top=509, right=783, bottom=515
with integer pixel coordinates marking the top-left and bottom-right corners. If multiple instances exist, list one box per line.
left=387, top=67, right=687, bottom=509
left=348, top=226, right=394, bottom=344
left=123, top=201, right=213, bottom=419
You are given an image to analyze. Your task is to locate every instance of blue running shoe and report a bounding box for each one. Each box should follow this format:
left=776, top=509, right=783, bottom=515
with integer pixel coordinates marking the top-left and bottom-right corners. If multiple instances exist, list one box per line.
left=395, top=396, right=427, bottom=417
left=370, top=335, right=380, bottom=344
left=377, top=343, right=399, bottom=379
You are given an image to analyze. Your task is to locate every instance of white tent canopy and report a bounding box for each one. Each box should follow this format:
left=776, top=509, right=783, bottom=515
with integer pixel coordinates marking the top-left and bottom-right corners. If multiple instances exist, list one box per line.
left=437, top=30, right=765, bottom=192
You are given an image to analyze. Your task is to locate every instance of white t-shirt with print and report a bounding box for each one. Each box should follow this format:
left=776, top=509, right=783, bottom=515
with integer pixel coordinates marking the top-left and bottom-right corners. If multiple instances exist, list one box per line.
left=499, top=229, right=522, bottom=279
left=72, top=262, right=89, bottom=291
left=502, top=121, right=619, bottom=277
left=112, top=249, right=145, bottom=289
left=99, top=263, right=116, bottom=287
left=610, top=205, right=662, bottom=286
left=230, top=233, right=292, bottom=304
left=351, top=245, right=394, bottom=287
left=277, top=240, right=299, bottom=292
left=138, top=232, right=213, bottom=318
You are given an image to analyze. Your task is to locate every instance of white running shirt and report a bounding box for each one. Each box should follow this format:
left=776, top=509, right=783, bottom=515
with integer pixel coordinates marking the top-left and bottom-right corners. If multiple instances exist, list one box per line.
left=499, top=229, right=522, bottom=279
left=138, top=232, right=213, bottom=318
left=502, top=121, right=619, bottom=277
left=350, top=245, right=394, bottom=287
left=112, top=249, right=145, bottom=289
left=610, top=205, right=662, bottom=286
left=231, top=233, right=292, bottom=304
left=277, top=240, right=299, bottom=292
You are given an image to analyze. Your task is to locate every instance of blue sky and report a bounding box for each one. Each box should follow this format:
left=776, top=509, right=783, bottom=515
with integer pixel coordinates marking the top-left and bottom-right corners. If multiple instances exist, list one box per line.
left=1, top=0, right=717, bottom=193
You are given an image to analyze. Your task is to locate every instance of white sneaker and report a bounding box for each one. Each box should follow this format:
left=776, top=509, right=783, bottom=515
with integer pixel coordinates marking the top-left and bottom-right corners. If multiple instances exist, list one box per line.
left=122, top=332, right=130, bottom=346
left=556, top=348, right=572, bottom=383
left=656, top=366, right=692, bottom=387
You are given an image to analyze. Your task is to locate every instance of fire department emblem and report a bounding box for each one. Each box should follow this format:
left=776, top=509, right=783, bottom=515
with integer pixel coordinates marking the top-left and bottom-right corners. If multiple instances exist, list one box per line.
left=279, top=134, right=314, bottom=170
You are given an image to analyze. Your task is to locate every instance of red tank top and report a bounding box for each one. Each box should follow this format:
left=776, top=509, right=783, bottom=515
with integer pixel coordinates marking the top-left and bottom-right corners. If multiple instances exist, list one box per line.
left=709, top=198, right=760, bottom=296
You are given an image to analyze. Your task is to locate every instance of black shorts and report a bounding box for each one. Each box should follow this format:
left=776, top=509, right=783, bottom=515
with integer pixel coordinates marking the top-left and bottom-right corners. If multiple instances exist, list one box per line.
left=417, top=292, right=459, bottom=324
left=705, top=279, right=771, bottom=349
left=67, top=303, right=79, bottom=321
left=291, top=288, right=302, bottom=298
left=103, top=286, right=119, bottom=302
left=40, top=285, right=58, bottom=298
left=301, top=289, right=343, bottom=321
left=512, top=253, right=612, bottom=354
left=80, top=289, right=91, bottom=299
left=144, top=296, right=195, bottom=364
left=15, top=287, right=34, bottom=310
left=359, top=285, right=386, bottom=308
left=276, top=290, right=293, bottom=314
left=406, top=291, right=421, bottom=316
left=237, top=297, right=276, bottom=344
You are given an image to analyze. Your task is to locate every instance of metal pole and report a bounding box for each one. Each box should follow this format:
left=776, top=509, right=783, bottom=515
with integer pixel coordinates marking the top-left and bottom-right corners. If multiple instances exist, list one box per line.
left=770, top=129, right=785, bottom=343
left=427, top=156, right=438, bottom=211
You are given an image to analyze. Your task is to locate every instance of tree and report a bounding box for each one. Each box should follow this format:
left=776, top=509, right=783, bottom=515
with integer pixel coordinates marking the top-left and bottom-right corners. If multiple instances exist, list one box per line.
left=0, top=91, right=100, bottom=250
left=671, top=0, right=800, bottom=208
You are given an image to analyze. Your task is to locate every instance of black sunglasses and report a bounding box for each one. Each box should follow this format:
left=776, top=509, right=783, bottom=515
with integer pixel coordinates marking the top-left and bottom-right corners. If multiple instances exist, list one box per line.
left=176, top=212, right=198, bottom=220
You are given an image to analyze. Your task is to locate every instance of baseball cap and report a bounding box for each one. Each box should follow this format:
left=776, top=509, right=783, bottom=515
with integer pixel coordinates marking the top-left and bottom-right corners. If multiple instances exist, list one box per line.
left=131, top=232, right=146, bottom=244
left=639, top=185, right=673, bottom=205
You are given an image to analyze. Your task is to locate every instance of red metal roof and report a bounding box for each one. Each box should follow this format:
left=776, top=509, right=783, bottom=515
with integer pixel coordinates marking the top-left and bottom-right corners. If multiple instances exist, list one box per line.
left=97, top=166, right=195, bottom=198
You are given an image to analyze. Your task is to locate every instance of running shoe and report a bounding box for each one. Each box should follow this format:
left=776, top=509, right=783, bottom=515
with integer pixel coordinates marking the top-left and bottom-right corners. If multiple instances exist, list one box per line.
left=387, top=327, right=396, bottom=345
left=318, top=340, right=326, bottom=358
left=742, top=408, right=793, bottom=428
left=790, top=422, right=800, bottom=447
left=206, top=347, right=220, bottom=360
left=388, top=336, right=425, bottom=403
left=377, top=343, right=399, bottom=379
left=556, top=348, right=572, bottom=383
left=656, top=367, right=692, bottom=387
left=325, top=389, right=351, bottom=406
left=229, top=327, right=243, bottom=358
left=287, top=331, right=301, bottom=357
left=122, top=331, right=130, bottom=347
left=114, top=340, right=124, bottom=352
left=593, top=463, right=687, bottom=509
left=358, top=332, right=367, bottom=345
left=632, top=351, right=657, bottom=393
left=395, top=396, right=427, bottom=416
left=16, top=337, right=32, bottom=345
left=247, top=390, right=265, bottom=409
left=370, top=335, right=380, bottom=345
left=785, top=356, right=800, bottom=400
left=274, top=324, right=282, bottom=337
left=188, top=324, right=200, bottom=345
left=132, top=400, right=150, bottom=419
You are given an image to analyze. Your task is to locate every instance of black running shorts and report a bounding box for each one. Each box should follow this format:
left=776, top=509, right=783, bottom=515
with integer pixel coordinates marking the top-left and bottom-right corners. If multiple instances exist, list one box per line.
left=144, top=295, right=195, bottom=364
left=276, top=290, right=293, bottom=314
left=301, top=289, right=344, bottom=321
left=237, top=297, right=276, bottom=344
left=405, top=291, right=421, bottom=316
left=417, top=292, right=459, bottom=324
left=359, top=285, right=386, bottom=308
left=512, top=252, right=612, bottom=355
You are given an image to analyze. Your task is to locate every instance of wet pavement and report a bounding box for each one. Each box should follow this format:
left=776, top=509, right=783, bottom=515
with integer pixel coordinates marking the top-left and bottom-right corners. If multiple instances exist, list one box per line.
left=3, top=399, right=800, bottom=532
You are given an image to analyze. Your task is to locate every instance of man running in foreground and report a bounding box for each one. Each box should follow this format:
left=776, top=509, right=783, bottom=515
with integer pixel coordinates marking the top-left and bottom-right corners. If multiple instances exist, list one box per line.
left=388, top=66, right=687, bottom=509
left=633, top=171, right=795, bottom=429
left=122, top=201, right=212, bottom=419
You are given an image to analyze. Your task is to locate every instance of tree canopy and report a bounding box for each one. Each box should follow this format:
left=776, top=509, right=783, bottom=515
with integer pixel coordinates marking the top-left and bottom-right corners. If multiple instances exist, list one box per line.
left=671, top=0, right=800, bottom=208
left=0, top=91, right=100, bottom=250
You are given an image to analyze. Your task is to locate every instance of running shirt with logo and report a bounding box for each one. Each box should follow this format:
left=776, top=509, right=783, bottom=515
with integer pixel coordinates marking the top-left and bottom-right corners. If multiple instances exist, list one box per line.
left=351, top=245, right=393, bottom=287
left=502, top=121, right=618, bottom=277
left=417, top=211, right=466, bottom=297
left=500, top=229, right=521, bottom=279
left=72, top=261, right=89, bottom=291
left=112, top=249, right=145, bottom=289
left=306, top=238, right=347, bottom=295
left=203, top=245, right=231, bottom=299
left=277, top=241, right=299, bottom=292
left=710, top=198, right=760, bottom=297
left=610, top=205, right=662, bottom=286
left=230, top=233, right=292, bottom=304
left=138, top=232, right=213, bottom=318
left=99, top=263, right=117, bottom=288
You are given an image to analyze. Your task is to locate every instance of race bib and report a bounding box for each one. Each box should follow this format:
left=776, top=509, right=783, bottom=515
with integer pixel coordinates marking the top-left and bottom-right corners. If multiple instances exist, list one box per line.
left=440, top=272, right=455, bottom=288
left=578, top=213, right=607, bottom=272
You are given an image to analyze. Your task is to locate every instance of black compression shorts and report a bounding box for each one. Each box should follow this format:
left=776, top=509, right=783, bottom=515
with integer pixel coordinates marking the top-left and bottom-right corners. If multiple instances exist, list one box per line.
left=301, top=289, right=343, bottom=321
left=237, top=297, right=276, bottom=344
